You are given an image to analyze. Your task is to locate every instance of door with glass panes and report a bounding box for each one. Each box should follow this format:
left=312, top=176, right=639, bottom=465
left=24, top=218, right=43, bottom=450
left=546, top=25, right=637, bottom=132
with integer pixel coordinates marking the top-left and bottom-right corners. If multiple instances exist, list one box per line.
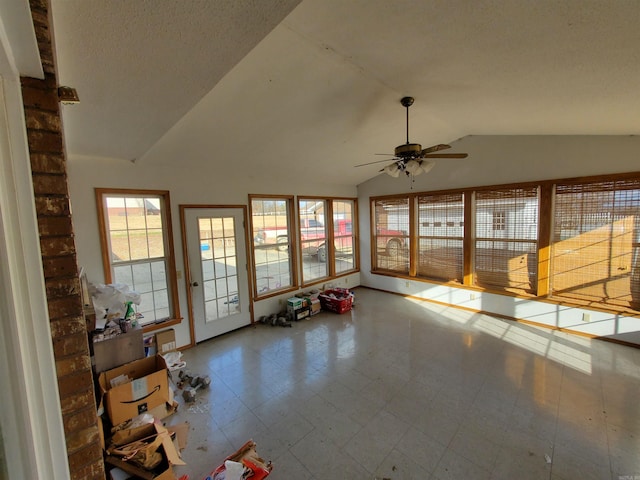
left=184, top=207, right=250, bottom=342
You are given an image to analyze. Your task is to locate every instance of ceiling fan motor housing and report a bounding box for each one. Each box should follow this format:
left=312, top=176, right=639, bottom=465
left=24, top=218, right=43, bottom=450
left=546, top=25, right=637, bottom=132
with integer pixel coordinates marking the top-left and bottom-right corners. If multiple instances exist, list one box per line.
left=395, top=142, right=422, bottom=158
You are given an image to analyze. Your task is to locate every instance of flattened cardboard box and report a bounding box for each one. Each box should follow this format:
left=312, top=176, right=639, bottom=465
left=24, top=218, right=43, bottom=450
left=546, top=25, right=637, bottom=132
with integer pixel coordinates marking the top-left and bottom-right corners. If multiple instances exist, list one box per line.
left=106, top=422, right=186, bottom=480
left=99, top=355, right=170, bottom=426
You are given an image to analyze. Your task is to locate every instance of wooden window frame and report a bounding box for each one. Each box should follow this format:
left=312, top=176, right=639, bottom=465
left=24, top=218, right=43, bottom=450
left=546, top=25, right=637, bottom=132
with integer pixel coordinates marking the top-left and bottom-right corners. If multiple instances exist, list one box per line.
left=248, top=194, right=297, bottom=300
left=95, top=188, right=181, bottom=332
left=296, top=196, right=360, bottom=287
left=330, top=198, right=359, bottom=278
left=298, top=197, right=330, bottom=285
left=371, top=197, right=411, bottom=274
left=370, top=171, right=640, bottom=316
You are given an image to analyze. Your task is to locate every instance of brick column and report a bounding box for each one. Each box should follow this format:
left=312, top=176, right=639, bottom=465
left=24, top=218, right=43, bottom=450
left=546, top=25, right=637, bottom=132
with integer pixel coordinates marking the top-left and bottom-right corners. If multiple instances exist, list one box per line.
left=21, top=1, right=105, bottom=479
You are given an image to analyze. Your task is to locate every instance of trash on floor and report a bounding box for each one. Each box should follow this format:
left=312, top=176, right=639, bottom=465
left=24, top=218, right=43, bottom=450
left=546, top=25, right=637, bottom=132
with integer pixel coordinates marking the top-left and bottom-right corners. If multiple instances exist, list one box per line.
left=206, top=440, right=272, bottom=480
left=105, top=421, right=187, bottom=480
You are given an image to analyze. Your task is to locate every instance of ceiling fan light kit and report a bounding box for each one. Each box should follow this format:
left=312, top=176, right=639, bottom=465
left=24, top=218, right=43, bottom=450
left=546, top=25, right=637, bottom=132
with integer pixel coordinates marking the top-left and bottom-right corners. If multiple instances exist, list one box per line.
left=383, top=162, right=401, bottom=177
left=355, top=96, right=468, bottom=179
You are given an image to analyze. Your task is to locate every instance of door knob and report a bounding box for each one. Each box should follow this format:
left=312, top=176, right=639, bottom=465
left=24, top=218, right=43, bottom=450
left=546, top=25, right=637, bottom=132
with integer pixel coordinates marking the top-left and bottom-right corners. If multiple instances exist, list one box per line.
left=191, top=281, right=199, bottom=287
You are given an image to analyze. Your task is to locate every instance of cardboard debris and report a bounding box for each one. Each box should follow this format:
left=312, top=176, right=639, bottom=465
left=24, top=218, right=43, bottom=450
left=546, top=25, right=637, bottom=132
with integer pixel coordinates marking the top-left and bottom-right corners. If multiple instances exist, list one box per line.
left=106, top=422, right=186, bottom=480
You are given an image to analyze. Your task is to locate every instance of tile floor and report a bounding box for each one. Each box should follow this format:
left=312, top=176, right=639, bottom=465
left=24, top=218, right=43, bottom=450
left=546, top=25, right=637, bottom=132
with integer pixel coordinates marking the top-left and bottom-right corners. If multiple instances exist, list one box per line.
left=168, top=288, right=640, bottom=480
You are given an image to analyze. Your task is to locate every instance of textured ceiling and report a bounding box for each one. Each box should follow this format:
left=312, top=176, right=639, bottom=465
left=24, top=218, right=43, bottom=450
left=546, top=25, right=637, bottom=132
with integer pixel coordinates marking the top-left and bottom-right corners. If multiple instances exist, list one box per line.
left=52, top=0, right=640, bottom=186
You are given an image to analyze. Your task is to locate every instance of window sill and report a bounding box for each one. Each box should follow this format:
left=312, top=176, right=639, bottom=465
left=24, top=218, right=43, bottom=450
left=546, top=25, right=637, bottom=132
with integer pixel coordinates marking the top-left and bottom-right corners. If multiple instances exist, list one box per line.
left=141, top=317, right=182, bottom=334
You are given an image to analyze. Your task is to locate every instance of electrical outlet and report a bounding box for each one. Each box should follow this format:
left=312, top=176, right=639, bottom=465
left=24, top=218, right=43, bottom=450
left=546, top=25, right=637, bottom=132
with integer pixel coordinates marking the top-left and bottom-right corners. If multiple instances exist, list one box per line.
left=470, top=293, right=476, bottom=301
left=176, top=270, right=182, bottom=280
left=582, top=313, right=591, bottom=322
left=405, top=281, right=410, bottom=288
left=344, top=278, right=348, bottom=284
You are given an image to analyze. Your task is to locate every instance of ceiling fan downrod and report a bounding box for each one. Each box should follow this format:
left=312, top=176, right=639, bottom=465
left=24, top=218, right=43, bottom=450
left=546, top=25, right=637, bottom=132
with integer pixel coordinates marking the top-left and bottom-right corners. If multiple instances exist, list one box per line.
left=401, top=96, right=414, bottom=145
left=395, top=96, right=422, bottom=158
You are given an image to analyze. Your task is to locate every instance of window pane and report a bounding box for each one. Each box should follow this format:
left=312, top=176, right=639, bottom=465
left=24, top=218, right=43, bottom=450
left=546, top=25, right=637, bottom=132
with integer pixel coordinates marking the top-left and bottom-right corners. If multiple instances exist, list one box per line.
left=299, top=199, right=328, bottom=283
left=372, top=198, right=409, bottom=273
left=551, top=180, right=640, bottom=311
left=417, top=193, right=464, bottom=282
left=251, top=197, right=294, bottom=295
left=147, top=228, right=164, bottom=259
left=333, top=200, right=356, bottom=274
left=475, top=187, right=539, bottom=294
left=131, top=263, right=153, bottom=293
left=113, top=264, right=133, bottom=286
left=109, top=230, right=130, bottom=262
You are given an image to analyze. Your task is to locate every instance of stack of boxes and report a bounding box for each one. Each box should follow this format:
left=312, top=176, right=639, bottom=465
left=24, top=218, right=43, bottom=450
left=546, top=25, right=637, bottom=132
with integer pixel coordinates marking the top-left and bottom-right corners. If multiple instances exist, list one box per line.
left=286, top=290, right=321, bottom=320
left=287, top=297, right=309, bottom=321
left=94, top=328, right=187, bottom=479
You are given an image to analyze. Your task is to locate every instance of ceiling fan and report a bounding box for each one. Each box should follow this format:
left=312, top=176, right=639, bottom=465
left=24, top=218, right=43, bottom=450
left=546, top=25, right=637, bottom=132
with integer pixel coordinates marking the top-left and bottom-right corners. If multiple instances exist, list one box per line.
left=356, top=96, right=468, bottom=177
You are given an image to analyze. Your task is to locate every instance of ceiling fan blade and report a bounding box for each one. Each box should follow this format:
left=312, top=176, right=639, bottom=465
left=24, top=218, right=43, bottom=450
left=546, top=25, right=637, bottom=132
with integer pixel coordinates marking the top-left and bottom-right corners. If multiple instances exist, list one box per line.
left=354, top=158, right=399, bottom=167
left=422, top=153, right=468, bottom=159
left=421, top=144, right=451, bottom=155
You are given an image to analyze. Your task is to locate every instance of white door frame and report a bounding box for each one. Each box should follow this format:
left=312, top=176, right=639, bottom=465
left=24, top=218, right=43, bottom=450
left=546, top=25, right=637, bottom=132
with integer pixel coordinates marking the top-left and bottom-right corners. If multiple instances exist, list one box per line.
left=180, top=205, right=254, bottom=345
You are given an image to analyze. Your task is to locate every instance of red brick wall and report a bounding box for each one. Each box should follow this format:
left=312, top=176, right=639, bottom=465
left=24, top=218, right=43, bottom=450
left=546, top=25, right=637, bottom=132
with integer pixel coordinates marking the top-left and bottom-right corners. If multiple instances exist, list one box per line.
left=21, top=1, right=105, bottom=478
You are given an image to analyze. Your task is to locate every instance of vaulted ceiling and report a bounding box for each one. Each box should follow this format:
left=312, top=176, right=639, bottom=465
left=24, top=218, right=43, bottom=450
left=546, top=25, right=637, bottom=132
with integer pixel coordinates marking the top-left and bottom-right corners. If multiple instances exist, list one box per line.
left=52, top=0, right=640, bottom=186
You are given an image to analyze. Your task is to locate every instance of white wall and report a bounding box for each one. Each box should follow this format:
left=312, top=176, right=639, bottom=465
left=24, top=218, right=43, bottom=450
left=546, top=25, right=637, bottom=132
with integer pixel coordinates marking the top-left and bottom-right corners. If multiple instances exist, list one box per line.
left=358, top=135, right=640, bottom=345
left=67, top=156, right=358, bottom=347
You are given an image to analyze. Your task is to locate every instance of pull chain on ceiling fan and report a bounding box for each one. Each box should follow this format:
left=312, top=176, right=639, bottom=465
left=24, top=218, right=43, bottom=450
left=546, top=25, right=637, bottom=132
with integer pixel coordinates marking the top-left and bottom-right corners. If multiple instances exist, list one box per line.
left=355, top=96, right=468, bottom=178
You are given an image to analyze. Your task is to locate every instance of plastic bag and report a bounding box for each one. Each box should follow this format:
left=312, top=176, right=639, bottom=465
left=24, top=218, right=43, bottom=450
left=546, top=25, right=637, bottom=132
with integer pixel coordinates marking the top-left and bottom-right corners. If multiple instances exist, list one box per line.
left=161, top=351, right=186, bottom=371
left=90, top=282, right=141, bottom=329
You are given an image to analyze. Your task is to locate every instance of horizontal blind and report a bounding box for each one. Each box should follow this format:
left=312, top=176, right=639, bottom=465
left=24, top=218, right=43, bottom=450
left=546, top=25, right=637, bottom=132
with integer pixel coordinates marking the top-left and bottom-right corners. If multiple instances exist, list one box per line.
left=372, top=198, right=410, bottom=273
left=551, top=180, right=640, bottom=311
left=475, top=187, right=539, bottom=294
left=417, top=193, right=464, bottom=282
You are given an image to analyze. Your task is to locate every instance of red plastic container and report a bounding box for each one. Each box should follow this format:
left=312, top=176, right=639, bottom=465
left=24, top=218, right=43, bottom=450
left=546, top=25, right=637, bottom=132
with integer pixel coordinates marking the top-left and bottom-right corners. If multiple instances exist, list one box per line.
left=319, top=288, right=353, bottom=314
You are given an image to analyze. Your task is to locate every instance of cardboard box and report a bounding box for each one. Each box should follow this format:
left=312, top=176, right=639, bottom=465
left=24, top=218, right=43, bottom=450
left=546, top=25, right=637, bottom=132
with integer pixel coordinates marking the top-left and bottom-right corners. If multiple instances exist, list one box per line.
left=286, top=297, right=303, bottom=312
left=310, top=298, right=321, bottom=315
left=106, top=422, right=185, bottom=480
left=93, top=326, right=145, bottom=373
left=99, top=355, right=171, bottom=426
left=293, top=307, right=310, bottom=321
left=155, top=329, right=176, bottom=354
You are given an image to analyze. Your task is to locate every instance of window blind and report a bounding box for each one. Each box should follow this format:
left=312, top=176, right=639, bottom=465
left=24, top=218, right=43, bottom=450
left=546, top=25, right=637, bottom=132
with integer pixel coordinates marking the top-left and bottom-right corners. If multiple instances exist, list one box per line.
left=475, top=187, right=539, bottom=294
left=417, top=193, right=464, bottom=282
left=551, top=179, right=640, bottom=311
left=373, top=198, right=410, bottom=273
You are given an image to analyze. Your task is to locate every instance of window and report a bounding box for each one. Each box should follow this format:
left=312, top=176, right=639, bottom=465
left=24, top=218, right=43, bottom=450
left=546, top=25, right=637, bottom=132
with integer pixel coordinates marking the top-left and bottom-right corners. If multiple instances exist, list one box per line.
left=551, top=179, right=640, bottom=311
left=298, top=199, right=329, bottom=283
left=332, top=199, right=357, bottom=275
left=417, top=193, right=464, bottom=282
left=250, top=196, right=296, bottom=297
left=492, top=211, right=506, bottom=231
left=370, top=172, right=640, bottom=314
left=475, top=187, right=539, bottom=294
left=96, top=189, right=180, bottom=327
left=372, top=198, right=409, bottom=273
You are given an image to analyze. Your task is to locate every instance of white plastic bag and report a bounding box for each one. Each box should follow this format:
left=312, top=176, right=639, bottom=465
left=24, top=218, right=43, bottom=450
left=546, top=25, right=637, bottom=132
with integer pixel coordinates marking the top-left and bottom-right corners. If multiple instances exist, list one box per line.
left=90, top=282, right=141, bottom=329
